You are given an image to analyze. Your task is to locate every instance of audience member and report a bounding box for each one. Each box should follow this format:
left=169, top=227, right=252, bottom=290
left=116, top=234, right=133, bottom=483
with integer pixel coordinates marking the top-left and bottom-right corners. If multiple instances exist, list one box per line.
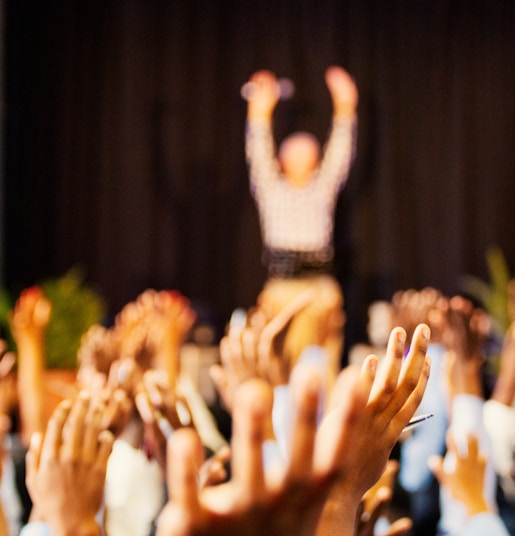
left=429, top=434, right=510, bottom=535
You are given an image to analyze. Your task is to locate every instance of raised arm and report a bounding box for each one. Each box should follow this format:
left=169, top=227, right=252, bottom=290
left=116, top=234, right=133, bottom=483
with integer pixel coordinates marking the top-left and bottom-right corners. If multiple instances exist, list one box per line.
left=245, top=70, right=282, bottom=194
left=317, top=66, right=358, bottom=194
left=429, top=434, right=510, bottom=536
left=8, top=287, right=51, bottom=445
left=25, top=393, right=114, bottom=536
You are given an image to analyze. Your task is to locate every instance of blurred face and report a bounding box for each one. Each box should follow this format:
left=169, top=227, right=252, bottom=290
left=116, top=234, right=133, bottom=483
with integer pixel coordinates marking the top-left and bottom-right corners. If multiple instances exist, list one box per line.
left=279, top=133, right=320, bottom=187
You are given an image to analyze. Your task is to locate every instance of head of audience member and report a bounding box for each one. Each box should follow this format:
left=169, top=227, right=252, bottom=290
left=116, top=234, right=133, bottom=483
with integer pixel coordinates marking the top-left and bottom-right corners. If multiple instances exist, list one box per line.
left=367, top=300, right=393, bottom=348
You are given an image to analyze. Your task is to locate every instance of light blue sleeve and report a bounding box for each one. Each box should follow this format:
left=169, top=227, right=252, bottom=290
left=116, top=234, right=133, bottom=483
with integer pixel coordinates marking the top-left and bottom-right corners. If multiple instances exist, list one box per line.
left=399, top=343, right=449, bottom=491
left=461, top=513, right=510, bottom=536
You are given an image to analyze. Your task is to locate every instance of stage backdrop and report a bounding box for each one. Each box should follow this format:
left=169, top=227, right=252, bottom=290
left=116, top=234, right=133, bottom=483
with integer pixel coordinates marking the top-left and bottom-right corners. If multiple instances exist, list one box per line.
left=4, top=0, right=515, bottom=346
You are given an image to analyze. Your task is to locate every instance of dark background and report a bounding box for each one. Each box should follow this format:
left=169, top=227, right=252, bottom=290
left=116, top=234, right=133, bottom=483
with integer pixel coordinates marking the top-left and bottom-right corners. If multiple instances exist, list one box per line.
left=4, top=0, right=515, bottom=351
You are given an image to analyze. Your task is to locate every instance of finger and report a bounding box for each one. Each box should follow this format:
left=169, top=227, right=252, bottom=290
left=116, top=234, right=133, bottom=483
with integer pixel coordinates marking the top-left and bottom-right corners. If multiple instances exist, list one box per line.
left=83, top=400, right=104, bottom=461
left=223, top=334, right=246, bottom=378
left=143, top=369, right=166, bottom=407
left=315, top=366, right=369, bottom=474
left=218, top=336, right=231, bottom=367
left=34, top=297, right=52, bottom=324
left=208, top=364, right=228, bottom=402
left=96, top=429, right=115, bottom=471
left=214, top=444, right=231, bottom=465
left=228, top=307, right=247, bottom=336
left=262, top=289, right=314, bottom=340
left=39, top=399, right=72, bottom=466
left=0, top=352, right=15, bottom=378
left=231, top=379, right=272, bottom=500
left=241, top=327, right=258, bottom=368
left=26, top=431, right=43, bottom=478
left=257, top=290, right=314, bottom=369
left=386, top=518, right=413, bottom=536
left=102, top=388, right=132, bottom=434
left=359, top=355, right=379, bottom=398
left=369, top=327, right=407, bottom=407
left=61, top=392, right=89, bottom=460
left=364, top=486, right=391, bottom=527
left=287, top=363, right=322, bottom=480
left=167, top=428, right=203, bottom=515
left=386, top=324, right=430, bottom=417
left=135, top=389, right=155, bottom=425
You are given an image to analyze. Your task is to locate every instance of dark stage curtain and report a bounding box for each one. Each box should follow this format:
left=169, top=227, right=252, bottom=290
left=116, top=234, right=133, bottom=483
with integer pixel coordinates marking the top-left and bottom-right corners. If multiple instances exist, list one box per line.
left=4, top=0, right=515, bottom=346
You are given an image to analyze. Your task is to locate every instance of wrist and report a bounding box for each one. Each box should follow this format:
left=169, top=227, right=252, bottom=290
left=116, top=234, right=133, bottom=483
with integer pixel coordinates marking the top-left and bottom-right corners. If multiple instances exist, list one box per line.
left=333, top=101, right=357, bottom=119
left=465, top=496, right=491, bottom=518
left=16, top=338, right=46, bottom=359
left=317, top=478, right=361, bottom=535
left=247, top=109, right=274, bottom=122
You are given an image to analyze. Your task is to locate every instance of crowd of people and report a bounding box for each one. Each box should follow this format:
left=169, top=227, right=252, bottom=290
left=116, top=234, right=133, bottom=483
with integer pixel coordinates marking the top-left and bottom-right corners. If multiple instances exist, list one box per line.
left=0, top=65, right=513, bottom=535
left=0, top=282, right=512, bottom=536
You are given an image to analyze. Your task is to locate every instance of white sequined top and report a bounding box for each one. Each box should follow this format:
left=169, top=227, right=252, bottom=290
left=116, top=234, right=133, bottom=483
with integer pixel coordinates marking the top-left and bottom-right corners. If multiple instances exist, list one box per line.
left=245, top=115, right=357, bottom=256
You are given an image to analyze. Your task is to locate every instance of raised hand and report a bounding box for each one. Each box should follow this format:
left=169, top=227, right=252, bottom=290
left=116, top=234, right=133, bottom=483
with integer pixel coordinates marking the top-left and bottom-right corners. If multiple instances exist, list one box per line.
left=314, top=324, right=431, bottom=534
left=134, top=368, right=194, bottom=469
left=77, top=324, right=121, bottom=379
left=428, top=433, right=490, bottom=518
left=157, top=374, right=330, bottom=536
left=115, top=289, right=196, bottom=388
left=246, top=70, right=281, bottom=121
left=390, top=287, right=447, bottom=344
left=9, top=286, right=52, bottom=443
left=441, top=296, right=490, bottom=400
left=157, top=324, right=431, bottom=536
left=26, top=393, right=114, bottom=536
left=8, top=286, right=52, bottom=344
left=325, top=66, right=358, bottom=117
left=210, top=290, right=313, bottom=413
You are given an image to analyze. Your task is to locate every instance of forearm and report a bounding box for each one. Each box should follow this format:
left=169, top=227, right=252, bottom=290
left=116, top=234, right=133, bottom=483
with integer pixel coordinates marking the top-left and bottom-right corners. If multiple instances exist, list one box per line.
left=17, top=338, right=46, bottom=441
left=490, top=374, right=515, bottom=406
left=318, top=116, right=356, bottom=189
left=245, top=119, right=280, bottom=192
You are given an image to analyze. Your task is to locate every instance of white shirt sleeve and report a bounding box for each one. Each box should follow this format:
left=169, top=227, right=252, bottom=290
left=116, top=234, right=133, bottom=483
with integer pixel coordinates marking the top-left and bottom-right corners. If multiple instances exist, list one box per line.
left=245, top=119, right=281, bottom=197
left=316, top=116, right=357, bottom=198
left=483, top=399, right=515, bottom=477
left=19, top=522, right=52, bottom=536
